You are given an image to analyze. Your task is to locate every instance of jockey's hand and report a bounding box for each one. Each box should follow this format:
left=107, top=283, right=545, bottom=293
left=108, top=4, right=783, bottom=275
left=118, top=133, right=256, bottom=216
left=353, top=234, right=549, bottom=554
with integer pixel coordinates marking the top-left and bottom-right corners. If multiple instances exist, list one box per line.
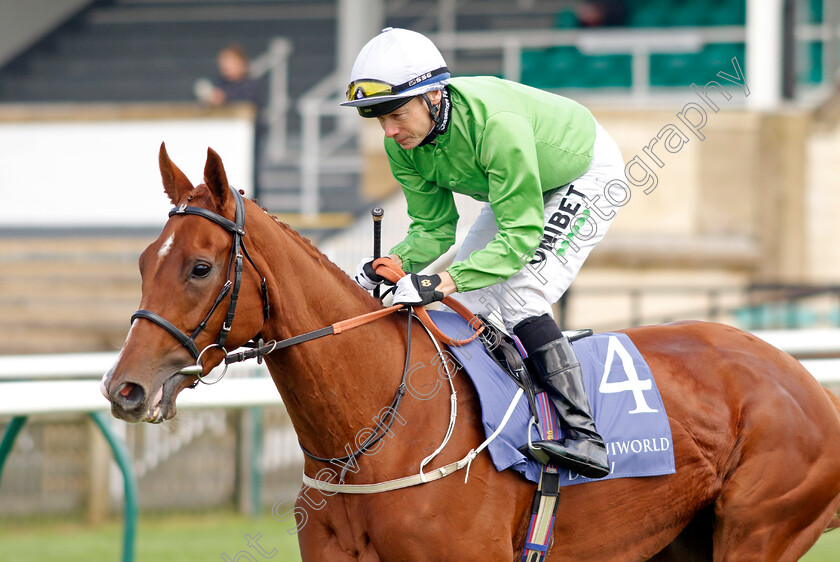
left=393, top=274, right=445, bottom=307
left=354, top=257, right=386, bottom=291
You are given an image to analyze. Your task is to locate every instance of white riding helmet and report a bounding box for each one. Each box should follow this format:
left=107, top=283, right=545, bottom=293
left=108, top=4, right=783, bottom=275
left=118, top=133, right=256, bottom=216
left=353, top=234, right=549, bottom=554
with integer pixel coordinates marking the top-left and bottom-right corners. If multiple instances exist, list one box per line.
left=341, top=27, right=450, bottom=118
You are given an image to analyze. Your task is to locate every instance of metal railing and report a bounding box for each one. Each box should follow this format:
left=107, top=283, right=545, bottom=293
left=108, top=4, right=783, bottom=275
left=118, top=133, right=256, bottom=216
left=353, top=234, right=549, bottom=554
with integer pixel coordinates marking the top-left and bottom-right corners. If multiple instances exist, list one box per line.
left=0, top=353, right=286, bottom=562
left=254, top=21, right=839, bottom=217
left=296, top=70, right=358, bottom=218
left=435, top=26, right=748, bottom=100
left=250, top=36, right=293, bottom=160
left=558, top=283, right=840, bottom=333
left=284, top=25, right=750, bottom=219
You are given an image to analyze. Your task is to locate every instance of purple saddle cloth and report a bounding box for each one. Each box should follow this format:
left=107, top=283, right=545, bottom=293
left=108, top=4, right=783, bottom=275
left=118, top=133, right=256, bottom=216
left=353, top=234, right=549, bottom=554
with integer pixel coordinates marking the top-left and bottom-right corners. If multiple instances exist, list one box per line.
left=428, top=310, right=675, bottom=486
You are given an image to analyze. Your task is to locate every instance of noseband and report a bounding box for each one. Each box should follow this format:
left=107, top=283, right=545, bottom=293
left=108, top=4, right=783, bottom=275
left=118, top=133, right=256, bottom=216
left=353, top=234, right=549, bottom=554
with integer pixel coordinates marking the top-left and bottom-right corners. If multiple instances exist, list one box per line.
left=131, top=186, right=269, bottom=373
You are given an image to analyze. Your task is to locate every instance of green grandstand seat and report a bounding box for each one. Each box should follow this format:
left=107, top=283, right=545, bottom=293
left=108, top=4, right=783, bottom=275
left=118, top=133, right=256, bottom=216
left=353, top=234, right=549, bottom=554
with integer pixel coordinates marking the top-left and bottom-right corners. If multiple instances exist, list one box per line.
left=549, top=47, right=589, bottom=88
left=579, top=54, right=633, bottom=88
left=666, top=3, right=709, bottom=27
left=733, top=304, right=819, bottom=330
left=628, top=4, right=669, bottom=27
left=625, top=0, right=747, bottom=28
left=706, top=0, right=746, bottom=25
left=799, top=41, right=823, bottom=84
left=521, top=50, right=551, bottom=89
left=706, top=0, right=746, bottom=26
left=809, top=0, right=824, bottom=23
left=699, top=42, right=745, bottom=76
left=650, top=53, right=698, bottom=87
left=553, top=9, right=579, bottom=29
left=521, top=47, right=583, bottom=90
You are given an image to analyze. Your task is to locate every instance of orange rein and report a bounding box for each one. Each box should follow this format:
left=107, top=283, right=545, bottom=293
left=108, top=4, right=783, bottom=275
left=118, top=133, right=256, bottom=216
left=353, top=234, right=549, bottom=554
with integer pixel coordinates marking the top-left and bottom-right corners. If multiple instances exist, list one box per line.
left=331, top=258, right=484, bottom=347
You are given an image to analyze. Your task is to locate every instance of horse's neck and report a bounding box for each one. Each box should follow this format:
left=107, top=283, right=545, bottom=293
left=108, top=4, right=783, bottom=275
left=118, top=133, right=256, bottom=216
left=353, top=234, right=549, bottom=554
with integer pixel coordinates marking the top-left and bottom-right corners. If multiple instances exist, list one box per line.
left=253, top=219, right=411, bottom=453
left=256, top=219, right=382, bottom=336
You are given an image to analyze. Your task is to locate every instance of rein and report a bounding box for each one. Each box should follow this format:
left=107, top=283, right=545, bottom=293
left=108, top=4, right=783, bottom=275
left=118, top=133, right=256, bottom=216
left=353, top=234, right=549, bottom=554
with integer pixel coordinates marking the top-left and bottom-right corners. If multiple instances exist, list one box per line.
left=299, top=310, right=415, bottom=479
left=133, top=187, right=482, bottom=378
left=132, top=191, right=489, bottom=486
left=291, top=261, right=488, bottom=483
left=188, top=260, right=484, bottom=375
left=258, top=260, right=485, bottom=471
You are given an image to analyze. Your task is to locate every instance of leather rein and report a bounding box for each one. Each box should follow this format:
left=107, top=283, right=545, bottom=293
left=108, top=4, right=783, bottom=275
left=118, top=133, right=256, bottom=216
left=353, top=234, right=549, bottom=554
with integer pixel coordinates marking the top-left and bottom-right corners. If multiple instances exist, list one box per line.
left=130, top=187, right=485, bottom=467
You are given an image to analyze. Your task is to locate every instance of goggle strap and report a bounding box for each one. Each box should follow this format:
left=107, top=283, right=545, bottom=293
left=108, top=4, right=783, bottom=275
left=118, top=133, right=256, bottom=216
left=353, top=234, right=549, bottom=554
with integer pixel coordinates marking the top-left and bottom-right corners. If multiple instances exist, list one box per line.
left=391, top=66, right=449, bottom=94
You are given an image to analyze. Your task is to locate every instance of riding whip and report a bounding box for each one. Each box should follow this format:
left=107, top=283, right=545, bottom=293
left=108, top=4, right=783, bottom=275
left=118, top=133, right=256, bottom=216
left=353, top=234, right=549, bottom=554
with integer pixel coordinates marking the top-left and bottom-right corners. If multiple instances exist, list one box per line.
left=372, top=206, right=384, bottom=298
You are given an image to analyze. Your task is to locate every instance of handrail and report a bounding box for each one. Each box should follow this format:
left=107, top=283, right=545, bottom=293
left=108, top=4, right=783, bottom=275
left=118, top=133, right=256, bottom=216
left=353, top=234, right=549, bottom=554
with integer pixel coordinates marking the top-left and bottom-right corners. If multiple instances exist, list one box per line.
left=0, top=367, right=282, bottom=562
left=290, top=25, right=751, bottom=218
left=249, top=36, right=293, bottom=161
left=296, top=70, right=349, bottom=219
left=560, top=284, right=840, bottom=333
left=285, top=25, right=755, bottom=218
left=0, top=412, right=138, bottom=562
left=269, top=22, right=837, bottom=216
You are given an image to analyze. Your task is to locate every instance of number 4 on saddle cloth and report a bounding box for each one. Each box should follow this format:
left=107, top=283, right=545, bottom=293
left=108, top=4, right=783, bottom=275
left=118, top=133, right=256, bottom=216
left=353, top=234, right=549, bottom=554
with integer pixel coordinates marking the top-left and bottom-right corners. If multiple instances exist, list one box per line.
left=428, top=310, right=675, bottom=485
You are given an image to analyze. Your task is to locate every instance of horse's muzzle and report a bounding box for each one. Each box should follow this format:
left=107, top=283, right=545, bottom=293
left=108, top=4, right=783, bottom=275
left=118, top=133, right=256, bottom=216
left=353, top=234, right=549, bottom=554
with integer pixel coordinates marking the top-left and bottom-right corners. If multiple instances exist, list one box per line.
left=104, top=370, right=194, bottom=424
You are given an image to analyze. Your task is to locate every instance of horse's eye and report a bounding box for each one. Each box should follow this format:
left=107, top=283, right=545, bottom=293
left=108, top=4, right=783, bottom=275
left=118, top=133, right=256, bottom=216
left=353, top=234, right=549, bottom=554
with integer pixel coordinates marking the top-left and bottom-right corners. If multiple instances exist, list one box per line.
left=191, top=263, right=212, bottom=278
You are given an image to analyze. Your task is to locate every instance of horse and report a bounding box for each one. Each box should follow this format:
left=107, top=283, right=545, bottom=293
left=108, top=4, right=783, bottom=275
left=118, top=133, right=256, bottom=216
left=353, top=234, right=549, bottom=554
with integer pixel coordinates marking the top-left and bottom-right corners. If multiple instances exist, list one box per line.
left=102, top=144, right=840, bottom=561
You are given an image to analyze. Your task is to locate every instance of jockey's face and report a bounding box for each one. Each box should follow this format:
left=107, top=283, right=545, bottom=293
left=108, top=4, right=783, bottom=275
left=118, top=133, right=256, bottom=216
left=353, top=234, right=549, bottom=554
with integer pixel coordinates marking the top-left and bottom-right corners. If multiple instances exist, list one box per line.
left=376, top=90, right=442, bottom=150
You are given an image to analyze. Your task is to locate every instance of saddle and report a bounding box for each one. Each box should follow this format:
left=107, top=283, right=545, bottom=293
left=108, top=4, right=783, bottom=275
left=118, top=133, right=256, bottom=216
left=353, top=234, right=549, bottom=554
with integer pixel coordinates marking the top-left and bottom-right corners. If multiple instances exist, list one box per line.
left=428, top=308, right=675, bottom=486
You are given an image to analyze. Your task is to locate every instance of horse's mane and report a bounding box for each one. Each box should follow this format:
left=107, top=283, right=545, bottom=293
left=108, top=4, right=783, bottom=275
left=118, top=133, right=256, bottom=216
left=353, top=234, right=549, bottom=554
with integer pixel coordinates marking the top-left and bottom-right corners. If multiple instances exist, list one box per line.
left=253, top=199, right=365, bottom=293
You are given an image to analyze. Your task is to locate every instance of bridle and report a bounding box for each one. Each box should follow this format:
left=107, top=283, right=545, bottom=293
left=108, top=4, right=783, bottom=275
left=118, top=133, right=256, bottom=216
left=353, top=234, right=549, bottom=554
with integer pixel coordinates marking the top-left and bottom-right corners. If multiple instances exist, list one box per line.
left=127, top=187, right=422, bottom=468
left=130, top=185, right=483, bottom=380
left=128, top=186, right=486, bottom=470
left=131, top=186, right=270, bottom=380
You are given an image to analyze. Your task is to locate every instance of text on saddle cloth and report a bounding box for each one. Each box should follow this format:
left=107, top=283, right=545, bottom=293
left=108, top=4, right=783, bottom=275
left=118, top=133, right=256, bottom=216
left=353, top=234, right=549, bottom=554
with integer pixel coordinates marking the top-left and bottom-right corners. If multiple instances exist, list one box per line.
left=428, top=310, right=675, bottom=486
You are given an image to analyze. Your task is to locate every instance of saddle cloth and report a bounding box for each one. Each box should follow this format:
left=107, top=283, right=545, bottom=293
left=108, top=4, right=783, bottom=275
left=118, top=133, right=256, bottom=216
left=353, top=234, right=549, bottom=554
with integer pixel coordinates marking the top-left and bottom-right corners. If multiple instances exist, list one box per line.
left=428, top=310, right=675, bottom=486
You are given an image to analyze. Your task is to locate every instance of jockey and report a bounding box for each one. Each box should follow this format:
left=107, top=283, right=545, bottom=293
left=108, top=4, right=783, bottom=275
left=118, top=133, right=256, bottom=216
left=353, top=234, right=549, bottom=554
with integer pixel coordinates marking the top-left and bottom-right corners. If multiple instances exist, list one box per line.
left=344, top=28, right=624, bottom=479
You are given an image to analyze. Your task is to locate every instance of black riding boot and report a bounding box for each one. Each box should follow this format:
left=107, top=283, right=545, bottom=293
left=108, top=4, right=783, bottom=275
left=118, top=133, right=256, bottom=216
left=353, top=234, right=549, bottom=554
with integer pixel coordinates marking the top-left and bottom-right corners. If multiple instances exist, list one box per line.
left=525, top=336, right=610, bottom=478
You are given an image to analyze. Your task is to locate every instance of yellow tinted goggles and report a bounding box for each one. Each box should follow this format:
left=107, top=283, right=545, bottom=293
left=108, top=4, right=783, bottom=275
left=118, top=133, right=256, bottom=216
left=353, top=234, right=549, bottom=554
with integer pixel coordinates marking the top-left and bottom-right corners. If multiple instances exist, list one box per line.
left=345, top=67, right=450, bottom=102
left=346, top=80, right=397, bottom=102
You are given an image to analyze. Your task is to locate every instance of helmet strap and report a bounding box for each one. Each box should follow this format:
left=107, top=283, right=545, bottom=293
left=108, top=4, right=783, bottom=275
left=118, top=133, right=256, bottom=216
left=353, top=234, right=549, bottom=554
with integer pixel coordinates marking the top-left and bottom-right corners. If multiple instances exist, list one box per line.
left=418, top=87, right=451, bottom=147
left=421, top=93, right=440, bottom=122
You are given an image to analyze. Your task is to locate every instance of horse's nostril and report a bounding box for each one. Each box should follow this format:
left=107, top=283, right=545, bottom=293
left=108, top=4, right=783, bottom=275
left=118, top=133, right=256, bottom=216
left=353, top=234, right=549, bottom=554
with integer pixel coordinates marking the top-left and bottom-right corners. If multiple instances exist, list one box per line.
left=117, top=382, right=146, bottom=408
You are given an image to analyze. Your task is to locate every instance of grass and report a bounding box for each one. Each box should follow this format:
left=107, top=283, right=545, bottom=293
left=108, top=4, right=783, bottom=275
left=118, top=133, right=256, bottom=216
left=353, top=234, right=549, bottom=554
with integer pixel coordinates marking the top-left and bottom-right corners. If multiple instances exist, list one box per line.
left=0, top=511, right=303, bottom=562
left=803, top=530, right=840, bottom=561
left=0, top=510, right=838, bottom=561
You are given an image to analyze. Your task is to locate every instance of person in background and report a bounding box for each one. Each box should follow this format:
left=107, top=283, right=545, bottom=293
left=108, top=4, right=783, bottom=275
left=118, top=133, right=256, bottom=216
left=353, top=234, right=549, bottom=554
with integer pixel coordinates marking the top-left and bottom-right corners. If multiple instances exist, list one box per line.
left=345, top=28, right=626, bottom=479
left=196, top=44, right=264, bottom=107
left=194, top=44, right=266, bottom=198
left=576, top=0, right=627, bottom=27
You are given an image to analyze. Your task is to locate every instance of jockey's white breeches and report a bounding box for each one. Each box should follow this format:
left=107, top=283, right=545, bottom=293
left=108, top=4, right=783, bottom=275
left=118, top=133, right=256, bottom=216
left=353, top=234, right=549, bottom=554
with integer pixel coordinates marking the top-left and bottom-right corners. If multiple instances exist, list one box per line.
left=448, top=122, right=625, bottom=332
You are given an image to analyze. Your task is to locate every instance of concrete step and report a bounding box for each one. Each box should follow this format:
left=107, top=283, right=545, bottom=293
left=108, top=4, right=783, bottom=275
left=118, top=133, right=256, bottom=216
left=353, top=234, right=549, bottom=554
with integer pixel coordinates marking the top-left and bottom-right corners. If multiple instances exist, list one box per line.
left=0, top=299, right=136, bottom=326
left=0, top=279, right=139, bottom=302
left=0, top=237, right=149, bottom=355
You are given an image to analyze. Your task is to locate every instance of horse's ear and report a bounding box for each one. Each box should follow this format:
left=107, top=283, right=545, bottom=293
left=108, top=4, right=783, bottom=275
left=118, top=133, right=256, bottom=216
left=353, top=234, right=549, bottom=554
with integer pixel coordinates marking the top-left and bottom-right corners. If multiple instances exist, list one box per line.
left=159, top=142, right=194, bottom=204
left=203, top=147, right=230, bottom=209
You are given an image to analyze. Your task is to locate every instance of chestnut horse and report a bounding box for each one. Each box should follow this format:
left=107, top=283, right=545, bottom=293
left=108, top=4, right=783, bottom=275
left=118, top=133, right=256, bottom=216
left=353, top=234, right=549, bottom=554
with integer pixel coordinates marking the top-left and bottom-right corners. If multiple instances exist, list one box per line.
left=103, top=145, right=840, bottom=561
